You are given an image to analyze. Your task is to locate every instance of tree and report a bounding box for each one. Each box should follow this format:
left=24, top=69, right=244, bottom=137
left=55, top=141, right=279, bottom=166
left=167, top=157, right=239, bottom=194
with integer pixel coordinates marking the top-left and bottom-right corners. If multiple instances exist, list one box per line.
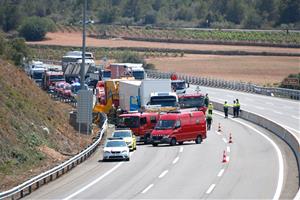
left=279, top=0, right=300, bottom=24
left=144, top=10, right=157, bottom=25
left=225, top=0, right=246, bottom=24
left=242, top=8, right=262, bottom=29
left=0, top=2, right=22, bottom=32
left=18, top=17, right=45, bottom=41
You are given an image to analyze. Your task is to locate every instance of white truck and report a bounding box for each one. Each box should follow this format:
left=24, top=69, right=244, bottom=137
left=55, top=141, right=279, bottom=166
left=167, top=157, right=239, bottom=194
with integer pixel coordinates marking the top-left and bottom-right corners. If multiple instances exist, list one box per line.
left=118, top=79, right=173, bottom=112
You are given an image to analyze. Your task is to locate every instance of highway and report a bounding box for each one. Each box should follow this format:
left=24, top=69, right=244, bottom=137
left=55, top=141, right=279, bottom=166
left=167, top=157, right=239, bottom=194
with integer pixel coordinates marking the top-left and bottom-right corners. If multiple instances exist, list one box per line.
left=25, top=113, right=297, bottom=199
left=191, top=86, right=300, bottom=138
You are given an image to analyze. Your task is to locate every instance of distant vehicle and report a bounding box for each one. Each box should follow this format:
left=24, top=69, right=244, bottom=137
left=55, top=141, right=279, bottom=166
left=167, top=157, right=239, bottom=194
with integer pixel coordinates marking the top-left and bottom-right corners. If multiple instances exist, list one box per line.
left=178, top=93, right=207, bottom=113
left=151, top=110, right=207, bottom=146
left=148, top=92, right=178, bottom=107
left=25, top=60, right=44, bottom=76
left=62, top=51, right=95, bottom=83
left=103, top=138, right=130, bottom=161
left=42, top=71, right=65, bottom=92
left=117, top=112, right=160, bottom=143
left=112, top=129, right=137, bottom=151
left=171, top=80, right=188, bottom=94
left=30, top=68, right=45, bottom=86
left=109, top=63, right=146, bottom=80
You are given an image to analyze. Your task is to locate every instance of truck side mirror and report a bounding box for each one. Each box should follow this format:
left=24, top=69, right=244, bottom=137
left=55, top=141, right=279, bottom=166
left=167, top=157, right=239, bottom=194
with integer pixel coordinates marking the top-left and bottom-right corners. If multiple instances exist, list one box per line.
left=174, top=124, right=181, bottom=129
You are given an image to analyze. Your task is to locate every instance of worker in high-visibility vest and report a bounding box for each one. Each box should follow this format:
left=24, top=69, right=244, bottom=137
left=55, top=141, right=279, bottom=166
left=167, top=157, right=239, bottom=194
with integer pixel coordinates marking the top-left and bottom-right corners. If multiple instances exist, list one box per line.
left=206, top=113, right=213, bottom=130
left=208, top=103, right=213, bottom=115
left=233, top=100, right=237, bottom=117
left=223, top=101, right=229, bottom=118
left=204, top=93, right=209, bottom=107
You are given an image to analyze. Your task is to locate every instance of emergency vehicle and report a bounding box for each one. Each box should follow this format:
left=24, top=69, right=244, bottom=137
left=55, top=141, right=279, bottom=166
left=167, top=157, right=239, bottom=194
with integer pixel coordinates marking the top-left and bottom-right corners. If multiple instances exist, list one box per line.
left=117, top=112, right=160, bottom=143
left=151, top=110, right=206, bottom=146
left=178, top=93, right=207, bottom=113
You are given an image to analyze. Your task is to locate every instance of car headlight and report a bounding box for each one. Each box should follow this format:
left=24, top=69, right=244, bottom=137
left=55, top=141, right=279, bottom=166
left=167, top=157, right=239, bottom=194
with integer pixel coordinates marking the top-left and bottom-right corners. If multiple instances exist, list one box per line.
left=122, top=150, right=128, bottom=153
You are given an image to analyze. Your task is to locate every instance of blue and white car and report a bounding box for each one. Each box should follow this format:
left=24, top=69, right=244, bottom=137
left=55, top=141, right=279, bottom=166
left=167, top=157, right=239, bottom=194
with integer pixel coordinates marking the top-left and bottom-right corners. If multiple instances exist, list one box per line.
left=103, top=138, right=130, bottom=161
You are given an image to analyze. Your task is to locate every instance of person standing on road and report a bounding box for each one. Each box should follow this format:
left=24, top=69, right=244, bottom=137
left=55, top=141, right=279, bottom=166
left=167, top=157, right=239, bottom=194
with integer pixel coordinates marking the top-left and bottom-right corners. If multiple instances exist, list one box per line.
left=223, top=101, right=229, bottom=118
left=233, top=100, right=237, bottom=117
left=236, top=99, right=240, bottom=117
left=208, top=102, right=213, bottom=115
left=206, top=113, right=213, bottom=131
left=204, top=93, right=209, bottom=107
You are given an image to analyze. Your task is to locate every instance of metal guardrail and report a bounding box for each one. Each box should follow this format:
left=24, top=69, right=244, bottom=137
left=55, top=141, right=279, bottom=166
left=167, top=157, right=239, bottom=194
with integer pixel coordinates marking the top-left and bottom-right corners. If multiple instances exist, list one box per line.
left=0, top=117, right=108, bottom=200
left=146, top=70, right=300, bottom=100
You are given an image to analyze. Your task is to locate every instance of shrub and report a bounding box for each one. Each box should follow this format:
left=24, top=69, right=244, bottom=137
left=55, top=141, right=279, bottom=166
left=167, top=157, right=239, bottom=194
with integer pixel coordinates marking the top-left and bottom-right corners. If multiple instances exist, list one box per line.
left=18, top=17, right=54, bottom=41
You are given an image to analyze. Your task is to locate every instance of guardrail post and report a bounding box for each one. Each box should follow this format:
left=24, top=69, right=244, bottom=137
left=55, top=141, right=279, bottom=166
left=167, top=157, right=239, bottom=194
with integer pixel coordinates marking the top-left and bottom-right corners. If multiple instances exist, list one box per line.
left=29, top=185, right=32, bottom=194
left=20, top=190, right=23, bottom=198
left=36, top=181, right=40, bottom=189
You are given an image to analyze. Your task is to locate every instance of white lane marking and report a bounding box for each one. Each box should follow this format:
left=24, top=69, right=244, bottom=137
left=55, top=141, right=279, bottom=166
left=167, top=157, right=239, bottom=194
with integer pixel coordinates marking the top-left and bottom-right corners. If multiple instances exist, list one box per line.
left=241, top=103, right=248, bottom=106
left=232, top=119, right=284, bottom=200
left=227, top=95, right=234, bottom=98
left=273, top=111, right=283, bottom=115
left=158, top=170, right=169, bottom=178
left=254, top=106, right=265, bottom=110
left=206, top=184, right=216, bottom=194
left=227, top=146, right=231, bottom=153
left=172, top=156, right=179, bottom=164
left=63, top=162, right=123, bottom=200
left=227, top=156, right=230, bottom=162
left=266, top=102, right=274, bottom=106
left=217, top=169, right=225, bottom=177
left=179, top=147, right=184, bottom=153
left=142, top=184, right=154, bottom=194
left=215, top=131, right=221, bottom=135
left=212, top=97, right=227, bottom=103
left=222, top=138, right=228, bottom=143
left=291, top=115, right=300, bottom=120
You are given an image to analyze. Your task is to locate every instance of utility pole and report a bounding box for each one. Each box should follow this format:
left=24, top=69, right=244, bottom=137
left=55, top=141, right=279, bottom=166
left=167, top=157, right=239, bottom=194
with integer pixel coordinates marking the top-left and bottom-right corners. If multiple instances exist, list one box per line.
left=81, top=0, right=87, bottom=90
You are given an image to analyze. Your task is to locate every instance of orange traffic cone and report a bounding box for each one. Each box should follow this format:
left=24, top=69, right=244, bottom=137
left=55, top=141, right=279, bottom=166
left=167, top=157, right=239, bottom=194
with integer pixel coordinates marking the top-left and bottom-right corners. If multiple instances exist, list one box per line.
left=222, top=151, right=227, bottom=163
left=229, top=133, right=233, bottom=144
left=218, top=123, right=222, bottom=132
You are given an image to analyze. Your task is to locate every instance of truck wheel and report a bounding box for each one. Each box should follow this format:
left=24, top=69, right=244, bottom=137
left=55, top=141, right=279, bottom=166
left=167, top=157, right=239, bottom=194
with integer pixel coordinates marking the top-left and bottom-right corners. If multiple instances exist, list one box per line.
left=178, top=141, right=183, bottom=145
left=195, top=136, right=202, bottom=144
left=152, top=143, right=158, bottom=147
left=170, top=138, right=177, bottom=146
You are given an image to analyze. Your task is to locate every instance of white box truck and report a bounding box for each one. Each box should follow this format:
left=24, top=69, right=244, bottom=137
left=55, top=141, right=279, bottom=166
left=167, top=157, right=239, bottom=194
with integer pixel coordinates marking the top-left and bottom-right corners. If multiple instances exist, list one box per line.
left=119, top=80, right=141, bottom=111
left=140, top=79, right=172, bottom=107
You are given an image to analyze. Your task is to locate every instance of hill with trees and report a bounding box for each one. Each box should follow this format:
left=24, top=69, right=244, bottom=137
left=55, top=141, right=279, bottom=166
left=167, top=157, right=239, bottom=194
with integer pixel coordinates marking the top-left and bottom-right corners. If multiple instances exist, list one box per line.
left=0, top=0, right=299, bottom=35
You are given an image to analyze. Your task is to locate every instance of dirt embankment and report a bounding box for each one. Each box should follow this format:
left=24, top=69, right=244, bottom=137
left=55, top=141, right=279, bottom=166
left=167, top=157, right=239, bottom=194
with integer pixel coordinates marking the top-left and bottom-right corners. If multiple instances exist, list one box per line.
left=0, top=59, right=92, bottom=191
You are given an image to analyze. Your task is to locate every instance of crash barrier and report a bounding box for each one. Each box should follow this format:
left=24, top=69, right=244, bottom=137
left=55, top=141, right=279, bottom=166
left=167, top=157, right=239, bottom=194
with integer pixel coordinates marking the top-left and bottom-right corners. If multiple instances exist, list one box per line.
left=0, top=116, right=108, bottom=200
left=212, top=100, right=300, bottom=197
left=146, top=70, right=300, bottom=100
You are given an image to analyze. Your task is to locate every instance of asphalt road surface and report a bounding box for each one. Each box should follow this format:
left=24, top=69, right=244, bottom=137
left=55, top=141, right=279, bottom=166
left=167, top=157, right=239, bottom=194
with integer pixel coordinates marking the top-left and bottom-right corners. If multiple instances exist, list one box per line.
left=190, top=86, right=300, bottom=139
left=25, top=113, right=297, bottom=199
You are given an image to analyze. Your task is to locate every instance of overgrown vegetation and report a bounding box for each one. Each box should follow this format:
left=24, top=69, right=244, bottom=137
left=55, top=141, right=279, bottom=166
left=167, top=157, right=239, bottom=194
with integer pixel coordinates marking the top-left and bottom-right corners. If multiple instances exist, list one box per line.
left=280, top=73, right=300, bottom=90
left=0, top=0, right=299, bottom=34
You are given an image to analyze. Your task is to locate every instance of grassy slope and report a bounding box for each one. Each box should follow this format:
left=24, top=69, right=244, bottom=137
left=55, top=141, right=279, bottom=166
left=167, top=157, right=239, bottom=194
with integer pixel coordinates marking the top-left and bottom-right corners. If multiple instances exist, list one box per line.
left=0, top=59, right=91, bottom=191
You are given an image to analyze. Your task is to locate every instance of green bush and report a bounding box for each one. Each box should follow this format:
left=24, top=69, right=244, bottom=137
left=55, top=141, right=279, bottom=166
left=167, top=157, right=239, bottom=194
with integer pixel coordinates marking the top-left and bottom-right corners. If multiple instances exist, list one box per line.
left=18, top=17, right=55, bottom=41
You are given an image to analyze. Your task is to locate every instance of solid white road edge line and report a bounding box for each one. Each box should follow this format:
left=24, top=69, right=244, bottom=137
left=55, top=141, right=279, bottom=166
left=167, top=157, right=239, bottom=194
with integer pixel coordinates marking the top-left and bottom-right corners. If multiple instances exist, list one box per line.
left=217, top=169, right=225, bottom=177
left=158, top=170, right=169, bottom=179
left=63, top=152, right=135, bottom=200
left=232, top=119, right=284, bottom=200
left=206, top=184, right=216, bottom=194
left=179, top=147, right=184, bottom=153
left=172, top=157, right=179, bottom=164
left=222, top=138, right=228, bottom=143
left=62, top=162, right=123, bottom=200
left=215, top=131, right=221, bottom=135
left=141, top=184, right=154, bottom=194
left=215, top=111, right=284, bottom=200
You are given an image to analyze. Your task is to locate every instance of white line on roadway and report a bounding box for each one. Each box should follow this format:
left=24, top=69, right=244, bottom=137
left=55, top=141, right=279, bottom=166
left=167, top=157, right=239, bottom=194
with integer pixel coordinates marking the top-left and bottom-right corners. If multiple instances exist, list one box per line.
left=63, top=162, right=123, bottom=200
left=227, top=95, right=235, bottom=98
left=179, top=147, right=184, bottom=153
left=222, top=138, right=228, bottom=143
left=291, top=115, right=300, bottom=120
left=231, top=119, right=284, bottom=200
left=172, top=157, right=179, bottom=164
left=217, top=169, right=225, bottom=177
left=227, top=156, right=230, bottom=162
left=215, top=131, right=221, bottom=135
left=227, top=146, right=231, bottom=153
left=141, top=184, right=154, bottom=194
left=254, top=106, right=265, bottom=110
left=273, top=111, right=283, bottom=115
left=265, top=102, right=274, bottom=106
left=158, top=170, right=169, bottom=179
left=206, top=184, right=216, bottom=194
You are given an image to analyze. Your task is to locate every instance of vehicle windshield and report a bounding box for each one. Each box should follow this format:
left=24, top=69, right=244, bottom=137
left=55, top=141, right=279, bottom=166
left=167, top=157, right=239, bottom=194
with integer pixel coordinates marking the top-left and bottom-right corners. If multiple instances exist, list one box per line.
left=179, top=96, right=205, bottom=108
left=113, top=131, right=132, bottom=138
left=103, top=71, right=111, bottom=78
left=32, top=72, right=43, bottom=79
left=50, top=75, right=65, bottom=82
left=105, top=140, right=127, bottom=147
left=171, top=81, right=186, bottom=90
left=155, top=120, right=175, bottom=130
left=132, top=71, right=145, bottom=80
left=150, top=96, right=177, bottom=107
left=118, top=116, right=139, bottom=128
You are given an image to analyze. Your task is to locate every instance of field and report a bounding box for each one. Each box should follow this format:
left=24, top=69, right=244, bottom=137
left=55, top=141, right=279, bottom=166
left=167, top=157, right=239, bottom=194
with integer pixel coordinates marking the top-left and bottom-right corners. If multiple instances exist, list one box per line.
left=28, top=31, right=300, bottom=86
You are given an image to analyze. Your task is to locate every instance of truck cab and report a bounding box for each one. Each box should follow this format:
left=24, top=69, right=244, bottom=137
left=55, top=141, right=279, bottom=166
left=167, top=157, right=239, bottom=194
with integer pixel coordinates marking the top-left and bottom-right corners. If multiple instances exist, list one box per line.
left=151, top=110, right=206, bottom=146
left=148, top=92, right=178, bottom=107
left=171, top=80, right=188, bottom=94
left=117, top=112, right=160, bottom=143
left=42, top=71, right=65, bottom=92
left=178, top=93, right=207, bottom=114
